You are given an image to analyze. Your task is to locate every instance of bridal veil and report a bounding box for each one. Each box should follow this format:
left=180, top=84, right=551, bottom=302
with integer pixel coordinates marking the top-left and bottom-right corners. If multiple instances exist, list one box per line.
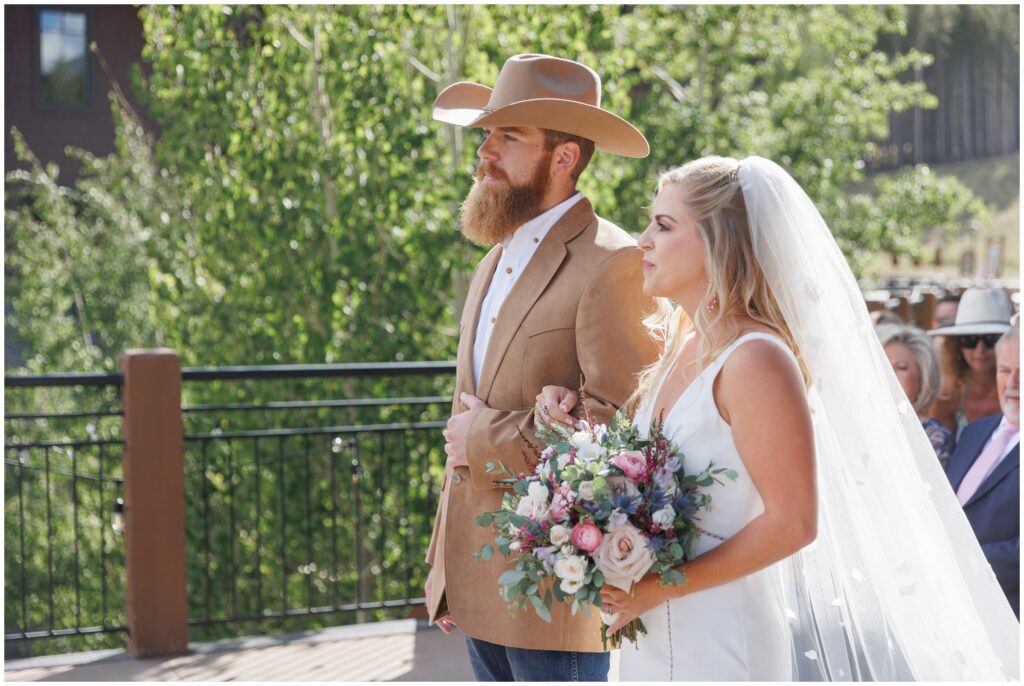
left=739, top=156, right=1019, bottom=681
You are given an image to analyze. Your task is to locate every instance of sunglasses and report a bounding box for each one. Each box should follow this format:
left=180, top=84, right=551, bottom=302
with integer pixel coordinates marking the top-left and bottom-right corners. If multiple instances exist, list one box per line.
left=958, top=334, right=1001, bottom=349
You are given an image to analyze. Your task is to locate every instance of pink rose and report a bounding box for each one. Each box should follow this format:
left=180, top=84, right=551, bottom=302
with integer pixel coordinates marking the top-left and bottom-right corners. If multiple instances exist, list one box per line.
left=571, top=522, right=604, bottom=554
left=593, top=524, right=655, bottom=591
left=612, top=450, right=647, bottom=482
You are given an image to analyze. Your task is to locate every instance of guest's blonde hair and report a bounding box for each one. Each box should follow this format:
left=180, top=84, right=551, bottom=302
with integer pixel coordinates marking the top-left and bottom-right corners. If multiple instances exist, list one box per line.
left=875, top=323, right=941, bottom=413
left=624, top=156, right=806, bottom=416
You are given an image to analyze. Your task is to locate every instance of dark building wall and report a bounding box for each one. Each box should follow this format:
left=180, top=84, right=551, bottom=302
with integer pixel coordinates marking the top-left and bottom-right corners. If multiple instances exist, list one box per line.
left=5, top=5, right=153, bottom=185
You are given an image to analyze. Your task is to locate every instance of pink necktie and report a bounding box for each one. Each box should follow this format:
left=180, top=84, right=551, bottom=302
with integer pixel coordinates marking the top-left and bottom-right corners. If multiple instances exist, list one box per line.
left=956, top=422, right=1019, bottom=505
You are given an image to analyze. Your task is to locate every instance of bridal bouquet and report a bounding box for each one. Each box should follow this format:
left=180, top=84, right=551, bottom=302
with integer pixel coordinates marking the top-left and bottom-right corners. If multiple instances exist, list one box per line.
left=476, top=405, right=735, bottom=649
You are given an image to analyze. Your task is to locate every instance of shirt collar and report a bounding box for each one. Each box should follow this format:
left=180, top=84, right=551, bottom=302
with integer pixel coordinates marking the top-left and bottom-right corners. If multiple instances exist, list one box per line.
left=501, top=192, right=583, bottom=255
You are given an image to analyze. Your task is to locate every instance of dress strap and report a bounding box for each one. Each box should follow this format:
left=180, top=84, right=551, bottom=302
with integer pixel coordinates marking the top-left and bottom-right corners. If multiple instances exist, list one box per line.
left=714, top=331, right=800, bottom=375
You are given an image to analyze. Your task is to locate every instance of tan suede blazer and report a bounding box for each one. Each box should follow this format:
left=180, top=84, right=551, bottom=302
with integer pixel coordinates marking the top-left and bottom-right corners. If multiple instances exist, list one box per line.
left=425, top=197, right=659, bottom=652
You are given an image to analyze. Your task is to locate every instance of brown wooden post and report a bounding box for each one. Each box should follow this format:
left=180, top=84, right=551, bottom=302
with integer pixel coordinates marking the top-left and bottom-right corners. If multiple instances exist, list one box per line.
left=120, top=349, right=188, bottom=657
left=888, top=296, right=912, bottom=323
left=912, top=292, right=937, bottom=329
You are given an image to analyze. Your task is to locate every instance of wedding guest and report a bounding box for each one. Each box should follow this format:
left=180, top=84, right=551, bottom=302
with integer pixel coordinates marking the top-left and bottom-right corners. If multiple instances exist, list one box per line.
left=930, top=292, right=961, bottom=349
left=870, top=309, right=905, bottom=327
left=945, top=321, right=1019, bottom=616
left=876, top=322, right=954, bottom=467
left=932, top=293, right=960, bottom=330
left=928, top=288, right=1012, bottom=438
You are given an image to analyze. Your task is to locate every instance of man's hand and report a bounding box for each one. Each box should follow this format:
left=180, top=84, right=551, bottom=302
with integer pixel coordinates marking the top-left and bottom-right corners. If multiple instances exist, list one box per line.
left=425, top=570, right=456, bottom=635
left=444, top=393, right=488, bottom=470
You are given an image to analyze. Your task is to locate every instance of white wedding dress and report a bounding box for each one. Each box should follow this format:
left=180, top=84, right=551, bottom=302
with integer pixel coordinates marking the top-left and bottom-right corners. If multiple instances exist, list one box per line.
left=620, top=331, right=796, bottom=681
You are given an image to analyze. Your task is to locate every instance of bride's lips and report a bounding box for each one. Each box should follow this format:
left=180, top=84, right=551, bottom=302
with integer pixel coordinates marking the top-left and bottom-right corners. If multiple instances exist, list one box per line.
left=642, top=260, right=655, bottom=271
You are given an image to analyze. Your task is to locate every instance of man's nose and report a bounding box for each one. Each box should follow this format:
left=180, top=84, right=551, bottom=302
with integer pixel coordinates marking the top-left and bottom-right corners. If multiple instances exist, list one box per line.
left=477, top=134, right=497, bottom=161
left=1008, top=369, right=1020, bottom=390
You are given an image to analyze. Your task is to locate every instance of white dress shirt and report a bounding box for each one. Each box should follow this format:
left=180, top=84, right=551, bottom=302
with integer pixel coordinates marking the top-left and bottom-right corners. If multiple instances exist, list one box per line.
left=472, top=192, right=584, bottom=387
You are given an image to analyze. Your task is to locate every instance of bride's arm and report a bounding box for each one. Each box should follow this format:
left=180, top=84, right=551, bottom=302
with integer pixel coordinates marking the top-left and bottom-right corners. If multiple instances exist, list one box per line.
left=602, top=340, right=816, bottom=629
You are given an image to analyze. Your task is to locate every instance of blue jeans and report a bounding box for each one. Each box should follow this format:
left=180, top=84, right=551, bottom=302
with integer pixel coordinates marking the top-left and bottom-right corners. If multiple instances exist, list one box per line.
left=466, top=636, right=609, bottom=681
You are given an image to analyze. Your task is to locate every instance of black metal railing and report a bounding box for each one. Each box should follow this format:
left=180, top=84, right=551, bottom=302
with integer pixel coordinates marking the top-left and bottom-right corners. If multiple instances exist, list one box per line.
left=180, top=363, right=453, bottom=641
left=4, top=374, right=127, bottom=658
left=5, top=361, right=455, bottom=655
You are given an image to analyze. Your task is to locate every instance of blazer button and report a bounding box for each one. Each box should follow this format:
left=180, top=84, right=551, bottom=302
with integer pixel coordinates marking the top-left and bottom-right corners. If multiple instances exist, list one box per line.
left=452, top=472, right=463, bottom=484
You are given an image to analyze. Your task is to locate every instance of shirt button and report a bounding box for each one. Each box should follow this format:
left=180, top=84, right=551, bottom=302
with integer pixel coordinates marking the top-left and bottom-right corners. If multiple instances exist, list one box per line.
left=506, top=267, right=513, bottom=274
left=533, top=237, right=539, bottom=243
left=452, top=472, right=463, bottom=484
left=490, top=316, right=496, bottom=323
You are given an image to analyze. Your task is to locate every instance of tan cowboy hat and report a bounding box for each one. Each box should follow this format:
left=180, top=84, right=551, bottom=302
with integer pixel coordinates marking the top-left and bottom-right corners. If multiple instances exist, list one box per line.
left=928, top=287, right=1013, bottom=336
left=432, top=53, right=649, bottom=158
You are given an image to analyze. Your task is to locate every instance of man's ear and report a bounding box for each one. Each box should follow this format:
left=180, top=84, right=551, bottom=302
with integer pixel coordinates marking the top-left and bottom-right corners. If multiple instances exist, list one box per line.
left=551, top=141, right=581, bottom=179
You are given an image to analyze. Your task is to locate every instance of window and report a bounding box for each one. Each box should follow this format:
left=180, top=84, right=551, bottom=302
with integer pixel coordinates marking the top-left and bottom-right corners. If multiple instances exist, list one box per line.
left=38, top=9, right=89, bottom=107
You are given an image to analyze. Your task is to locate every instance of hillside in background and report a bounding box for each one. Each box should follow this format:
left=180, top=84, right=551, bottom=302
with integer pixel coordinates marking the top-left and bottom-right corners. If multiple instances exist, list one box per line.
left=860, top=151, right=1019, bottom=283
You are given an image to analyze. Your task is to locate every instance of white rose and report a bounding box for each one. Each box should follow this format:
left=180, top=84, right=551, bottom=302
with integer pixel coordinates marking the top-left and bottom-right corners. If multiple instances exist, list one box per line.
left=556, top=452, right=571, bottom=470
left=549, top=524, right=571, bottom=546
left=531, top=498, right=551, bottom=521
left=593, top=524, right=655, bottom=592
left=578, top=481, right=595, bottom=501
left=560, top=577, right=584, bottom=595
left=600, top=610, right=620, bottom=626
left=527, top=481, right=549, bottom=502
left=652, top=505, right=676, bottom=530
left=553, top=554, right=587, bottom=583
left=570, top=431, right=604, bottom=462
left=561, top=544, right=576, bottom=557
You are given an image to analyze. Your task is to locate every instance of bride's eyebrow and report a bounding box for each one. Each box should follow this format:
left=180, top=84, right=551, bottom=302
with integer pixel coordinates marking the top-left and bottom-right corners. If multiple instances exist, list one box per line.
left=653, top=213, right=676, bottom=224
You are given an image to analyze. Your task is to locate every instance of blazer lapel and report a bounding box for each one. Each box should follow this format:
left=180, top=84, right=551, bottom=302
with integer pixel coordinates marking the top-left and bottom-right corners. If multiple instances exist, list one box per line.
left=456, top=246, right=502, bottom=408
left=475, top=198, right=596, bottom=401
left=965, top=443, right=1019, bottom=507
left=947, top=415, right=999, bottom=492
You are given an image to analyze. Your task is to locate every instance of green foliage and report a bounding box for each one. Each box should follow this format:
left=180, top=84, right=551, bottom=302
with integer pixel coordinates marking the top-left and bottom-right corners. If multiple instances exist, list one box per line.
left=4, top=4, right=1002, bottom=657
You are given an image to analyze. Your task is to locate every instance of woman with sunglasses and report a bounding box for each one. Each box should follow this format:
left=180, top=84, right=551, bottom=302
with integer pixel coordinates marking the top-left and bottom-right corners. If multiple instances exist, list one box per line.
left=929, top=288, right=1014, bottom=438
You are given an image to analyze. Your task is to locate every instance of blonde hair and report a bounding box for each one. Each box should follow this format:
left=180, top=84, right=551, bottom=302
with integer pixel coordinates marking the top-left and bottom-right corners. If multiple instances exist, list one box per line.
left=624, top=156, right=807, bottom=416
left=875, top=322, right=941, bottom=413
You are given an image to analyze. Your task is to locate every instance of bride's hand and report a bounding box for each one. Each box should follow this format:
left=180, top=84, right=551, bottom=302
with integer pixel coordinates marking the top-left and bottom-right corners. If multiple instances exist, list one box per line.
left=534, top=385, right=579, bottom=429
left=600, top=576, right=667, bottom=633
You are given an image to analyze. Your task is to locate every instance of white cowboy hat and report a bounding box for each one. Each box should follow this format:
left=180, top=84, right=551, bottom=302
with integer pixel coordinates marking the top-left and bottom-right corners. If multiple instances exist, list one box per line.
left=432, top=53, right=649, bottom=158
left=928, top=287, right=1013, bottom=336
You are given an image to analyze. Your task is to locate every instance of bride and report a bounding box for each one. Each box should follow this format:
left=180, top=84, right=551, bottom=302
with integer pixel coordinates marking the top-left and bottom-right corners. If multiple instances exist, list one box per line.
left=535, top=156, right=1019, bottom=680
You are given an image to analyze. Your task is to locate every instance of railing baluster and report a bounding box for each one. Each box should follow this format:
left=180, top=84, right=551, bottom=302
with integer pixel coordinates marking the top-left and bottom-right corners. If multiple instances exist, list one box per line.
left=353, top=438, right=362, bottom=609
left=278, top=435, right=287, bottom=612
left=72, top=447, right=81, bottom=630
left=377, top=433, right=387, bottom=608
left=98, top=443, right=106, bottom=627
left=228, top=438, right=237, bottom=620
left=329, top=437, right=339, bottom=610
left=18, top=449, right=28, bottom=635
left=304, top=434, right=313, bottom=610
left=202, top=440, right=211, bottom=622
left=400, top=431, right=411, bottom=604
left=45, top=447, right=54, bottom=630
left=254, top=436, right=262, bottom=618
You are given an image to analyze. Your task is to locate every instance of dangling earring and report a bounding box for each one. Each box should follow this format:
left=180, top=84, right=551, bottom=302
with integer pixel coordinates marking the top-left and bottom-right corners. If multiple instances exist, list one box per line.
left=706, top=293, right=719, bottom=312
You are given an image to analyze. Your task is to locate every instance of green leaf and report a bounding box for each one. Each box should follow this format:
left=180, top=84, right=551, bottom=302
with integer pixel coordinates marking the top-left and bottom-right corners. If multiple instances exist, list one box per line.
left=475, top=512, right=495, bottom=527
left=479, top=544, right=494, bottom=561
left=498, top=569, right=526, bottom=586
left=530, top=594, right=552, bottom=623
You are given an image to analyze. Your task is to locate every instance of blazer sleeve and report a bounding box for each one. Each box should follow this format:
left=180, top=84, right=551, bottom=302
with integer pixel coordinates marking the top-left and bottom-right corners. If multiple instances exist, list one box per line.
left=981, top=536, right=1020, bottom=589
left=464, top=246, right=659, bottom=490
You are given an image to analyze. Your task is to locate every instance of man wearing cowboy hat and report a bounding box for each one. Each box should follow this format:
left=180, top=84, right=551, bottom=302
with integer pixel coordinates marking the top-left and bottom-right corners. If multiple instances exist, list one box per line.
left=424, top=54, right=659, bottom=680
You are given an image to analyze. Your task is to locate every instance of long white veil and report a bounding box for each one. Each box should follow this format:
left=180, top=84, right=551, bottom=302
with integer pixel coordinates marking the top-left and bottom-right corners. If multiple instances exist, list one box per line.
left=739, top=156, right=1019, bottom=681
